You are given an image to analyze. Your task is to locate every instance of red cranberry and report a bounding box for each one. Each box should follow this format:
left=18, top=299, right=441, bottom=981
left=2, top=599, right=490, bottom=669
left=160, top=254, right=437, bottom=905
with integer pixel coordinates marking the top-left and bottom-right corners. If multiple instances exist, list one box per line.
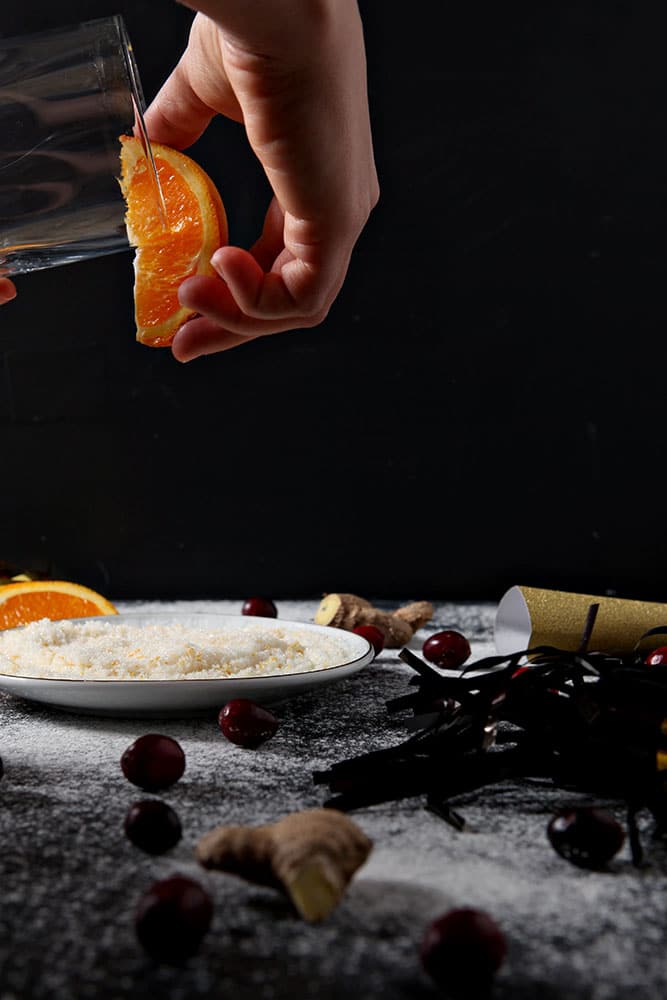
left=422, top=630, right=471, bottom=669
left=547, top=806, right=625, bottom=869
left=124, top=800, right=182, bottom=855
left=121, top=734, right=186, bottom=791
left=646, top=645, right=667, bottom=666
left=352, top=624, right=385, bottom=656
left=241, top=597, right=277, bottom=618
left=420, top=907, right=507, bottom=990
left=218, top=698, right=280, bottom=748
left=135, top=875, right=213, bottom=963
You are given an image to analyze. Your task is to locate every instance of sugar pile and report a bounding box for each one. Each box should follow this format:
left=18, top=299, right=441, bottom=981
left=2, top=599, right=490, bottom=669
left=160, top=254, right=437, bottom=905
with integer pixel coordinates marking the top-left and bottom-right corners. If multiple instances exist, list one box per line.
left=0, top=618, right=352, bottom=680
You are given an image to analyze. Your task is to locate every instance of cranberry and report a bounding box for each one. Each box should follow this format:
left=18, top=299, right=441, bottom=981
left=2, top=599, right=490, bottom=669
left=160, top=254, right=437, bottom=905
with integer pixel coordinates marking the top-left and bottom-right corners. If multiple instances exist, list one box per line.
left=646, top=645, right=667, bottom=666
left=121, top=734, right=186, bottom=791
left=547, top=806, right=625, bottom=869
left=422, top=630, right=471, bottom=669
left=241, top=596, right=277, bottom=618
left=352, top=624, right=385, bottom=656
left=218, top=698, right=280, bottom=748
left=135, top=875, right=213, bottom=963
left=420, top=907, right=507, bottom=990
left=125, top=800, right=182, bottom=854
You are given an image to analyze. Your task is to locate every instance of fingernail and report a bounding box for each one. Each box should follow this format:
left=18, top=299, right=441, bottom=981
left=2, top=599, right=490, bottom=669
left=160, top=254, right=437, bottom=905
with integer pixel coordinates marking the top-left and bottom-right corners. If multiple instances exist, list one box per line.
left=177, top=285, right=193, bottom=308
left=210, top=250, right=227, bottom=276
left=171, top=340, right=192, bottom=364
left=172, top=348, right=198, bottom=364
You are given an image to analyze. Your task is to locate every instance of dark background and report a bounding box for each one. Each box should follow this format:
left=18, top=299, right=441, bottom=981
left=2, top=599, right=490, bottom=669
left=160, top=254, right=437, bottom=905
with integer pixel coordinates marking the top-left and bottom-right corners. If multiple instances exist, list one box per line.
left=0, top=1, right=665, bottom=602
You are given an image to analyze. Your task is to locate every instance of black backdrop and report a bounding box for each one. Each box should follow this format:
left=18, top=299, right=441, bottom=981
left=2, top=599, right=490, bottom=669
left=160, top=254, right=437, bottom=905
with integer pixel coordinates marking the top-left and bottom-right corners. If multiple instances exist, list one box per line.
left=1, top=1, right=665, bottom=602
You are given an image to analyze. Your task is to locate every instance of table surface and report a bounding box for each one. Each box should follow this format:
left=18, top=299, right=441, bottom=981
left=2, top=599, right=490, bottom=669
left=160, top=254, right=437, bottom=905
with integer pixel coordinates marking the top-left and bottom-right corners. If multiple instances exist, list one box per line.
left=1, top=599, right=666, bottom=1000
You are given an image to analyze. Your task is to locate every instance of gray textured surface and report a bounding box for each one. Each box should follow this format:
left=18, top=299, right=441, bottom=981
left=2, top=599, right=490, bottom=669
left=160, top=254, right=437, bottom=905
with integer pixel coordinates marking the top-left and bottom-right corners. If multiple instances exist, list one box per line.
left=1, top=599, right=667, bottom=1000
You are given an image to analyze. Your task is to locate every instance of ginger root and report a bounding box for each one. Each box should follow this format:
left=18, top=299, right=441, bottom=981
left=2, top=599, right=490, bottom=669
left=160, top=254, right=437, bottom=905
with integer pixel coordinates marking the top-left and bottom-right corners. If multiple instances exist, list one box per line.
left=314, top=592, right=434, bottom=647
left=195, top=807, right=372, bottom=922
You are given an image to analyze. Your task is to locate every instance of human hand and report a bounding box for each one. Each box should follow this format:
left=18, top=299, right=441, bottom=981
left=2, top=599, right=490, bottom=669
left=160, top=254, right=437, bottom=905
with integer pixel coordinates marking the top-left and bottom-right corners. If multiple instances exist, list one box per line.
left=144, top=0, right=379, bottom=361
left=0, top=278, right=16, bottom=304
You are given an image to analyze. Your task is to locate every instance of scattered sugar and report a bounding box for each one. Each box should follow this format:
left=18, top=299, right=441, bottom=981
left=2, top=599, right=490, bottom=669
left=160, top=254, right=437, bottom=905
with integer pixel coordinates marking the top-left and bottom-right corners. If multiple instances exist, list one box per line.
left=0, top=618, right=352, bottom=681
left=3, top=601, right=667, bottom=997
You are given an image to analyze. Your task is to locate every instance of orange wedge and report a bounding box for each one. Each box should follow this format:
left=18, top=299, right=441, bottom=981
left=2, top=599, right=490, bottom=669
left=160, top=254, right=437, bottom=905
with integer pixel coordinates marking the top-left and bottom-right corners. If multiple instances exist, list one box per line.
left=119, top=135, right=228, bottom=347
left=0, top=581, right=118, bottom=630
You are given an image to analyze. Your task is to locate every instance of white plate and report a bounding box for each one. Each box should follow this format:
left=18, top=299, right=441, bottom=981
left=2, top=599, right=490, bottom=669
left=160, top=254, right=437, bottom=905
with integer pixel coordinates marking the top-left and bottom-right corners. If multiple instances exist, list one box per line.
left=0, top=613, right=373, bottom=717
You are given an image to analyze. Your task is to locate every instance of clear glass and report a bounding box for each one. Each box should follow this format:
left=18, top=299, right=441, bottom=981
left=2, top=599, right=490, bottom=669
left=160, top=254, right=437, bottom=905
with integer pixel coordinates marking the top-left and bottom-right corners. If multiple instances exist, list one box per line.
left=0, top=15, right=161, bottom=275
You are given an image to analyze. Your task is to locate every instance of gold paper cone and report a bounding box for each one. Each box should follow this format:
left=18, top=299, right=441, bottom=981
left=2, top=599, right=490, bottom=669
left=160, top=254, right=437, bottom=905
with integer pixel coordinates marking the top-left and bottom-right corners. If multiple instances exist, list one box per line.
left=495, top=585, right=667, bottom=656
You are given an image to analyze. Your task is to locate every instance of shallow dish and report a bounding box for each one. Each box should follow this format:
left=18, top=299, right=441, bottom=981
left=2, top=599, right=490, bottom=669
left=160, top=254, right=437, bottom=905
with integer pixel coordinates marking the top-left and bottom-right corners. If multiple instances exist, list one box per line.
left=0, top=612, right=373, bottom=717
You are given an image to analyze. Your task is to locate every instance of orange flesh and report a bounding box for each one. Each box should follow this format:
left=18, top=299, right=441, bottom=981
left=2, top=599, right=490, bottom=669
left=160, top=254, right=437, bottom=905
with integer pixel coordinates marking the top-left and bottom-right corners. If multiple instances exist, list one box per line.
left=0, top=593, right=106, bottom=630
left=128, top=156, right=204, bottom=335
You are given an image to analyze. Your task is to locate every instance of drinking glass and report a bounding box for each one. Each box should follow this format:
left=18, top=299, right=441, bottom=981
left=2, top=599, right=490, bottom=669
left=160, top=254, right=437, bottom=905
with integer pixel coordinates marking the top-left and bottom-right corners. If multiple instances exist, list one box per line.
left=0, top=15, right=162, bottom=275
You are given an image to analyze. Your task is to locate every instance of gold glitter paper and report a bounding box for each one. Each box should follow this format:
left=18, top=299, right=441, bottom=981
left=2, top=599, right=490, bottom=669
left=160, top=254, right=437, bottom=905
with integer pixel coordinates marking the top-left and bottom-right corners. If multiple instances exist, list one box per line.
left=511, top=585, right=667, bottom=655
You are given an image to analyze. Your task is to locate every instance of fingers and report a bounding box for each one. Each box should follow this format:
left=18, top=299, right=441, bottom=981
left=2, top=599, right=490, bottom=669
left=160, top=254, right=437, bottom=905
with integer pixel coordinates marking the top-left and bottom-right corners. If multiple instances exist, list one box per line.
left=177, top=230, right=345, bottom=332
left=172, top=254, right=340, bottom=361
left=248, top=197, right=286, bottom=272
left=211, top=247, right=306, bottom=319
left=172, top=198, right=350, bottom=360
left=0, top=278, right=16, bottom=304
left=209, top=200, right=348, bottom=322
left=178, top=270, right=326, bottom=337
left=171, top=315, right=260, bottom=362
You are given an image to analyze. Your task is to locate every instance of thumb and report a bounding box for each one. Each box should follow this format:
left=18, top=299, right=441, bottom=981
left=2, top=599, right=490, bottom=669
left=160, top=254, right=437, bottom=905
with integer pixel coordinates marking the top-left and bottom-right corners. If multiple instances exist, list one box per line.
left=143, top=58, right=214, bottom=150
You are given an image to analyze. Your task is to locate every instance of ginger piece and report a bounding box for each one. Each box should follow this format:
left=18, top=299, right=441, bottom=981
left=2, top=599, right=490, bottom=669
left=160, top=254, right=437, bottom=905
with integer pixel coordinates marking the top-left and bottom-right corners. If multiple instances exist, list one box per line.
left=314, top=592, right=434, bottom=647
left=195, top=807, right=372, bottom=922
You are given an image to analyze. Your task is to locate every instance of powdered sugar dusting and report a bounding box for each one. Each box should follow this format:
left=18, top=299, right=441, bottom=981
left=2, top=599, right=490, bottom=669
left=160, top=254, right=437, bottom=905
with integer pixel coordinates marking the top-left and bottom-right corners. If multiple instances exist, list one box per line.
left=2, top=599, right=667, bottom=1000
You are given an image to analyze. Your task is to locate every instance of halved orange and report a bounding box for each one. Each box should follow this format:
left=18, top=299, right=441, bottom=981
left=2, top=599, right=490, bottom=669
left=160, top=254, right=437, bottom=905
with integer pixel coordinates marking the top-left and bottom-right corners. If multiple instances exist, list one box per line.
left=119, top=136, right=228, bottom=347
left=0, top=581, right=118, bottom=630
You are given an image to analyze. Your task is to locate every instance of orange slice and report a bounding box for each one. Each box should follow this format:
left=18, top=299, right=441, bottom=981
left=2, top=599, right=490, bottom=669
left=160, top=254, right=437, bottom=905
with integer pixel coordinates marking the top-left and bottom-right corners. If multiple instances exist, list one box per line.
left=0, top=581, right=118, bottom=630
left=119, top=135, right=228, bottom=347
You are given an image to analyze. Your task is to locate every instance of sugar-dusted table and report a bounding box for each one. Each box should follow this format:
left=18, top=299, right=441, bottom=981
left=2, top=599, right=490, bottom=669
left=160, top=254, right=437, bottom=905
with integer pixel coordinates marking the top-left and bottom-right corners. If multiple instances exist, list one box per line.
left=1, top=598, right=666, bottom=1000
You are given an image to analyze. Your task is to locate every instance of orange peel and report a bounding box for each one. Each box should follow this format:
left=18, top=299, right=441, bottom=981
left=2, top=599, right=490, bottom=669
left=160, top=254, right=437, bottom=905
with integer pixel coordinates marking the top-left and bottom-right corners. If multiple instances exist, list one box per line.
left=0, top=581, right=118, bottom=630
